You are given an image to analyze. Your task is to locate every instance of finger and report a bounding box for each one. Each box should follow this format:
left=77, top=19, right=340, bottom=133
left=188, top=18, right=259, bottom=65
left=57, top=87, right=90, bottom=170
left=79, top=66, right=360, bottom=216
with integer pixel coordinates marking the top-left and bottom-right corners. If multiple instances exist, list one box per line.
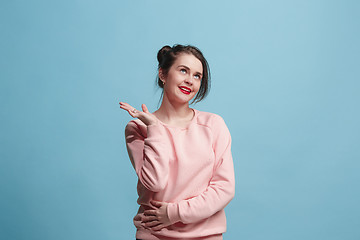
left=150, top=200, right=162, bottom=208
left=119, top=102, right=137, bottom=112
left=142, top=104, right=149, bottom=113
left=119, top=103, right=129, bottom=110
left=119, top=102, right=140, bottom=118
left=144, top=220, right=161, bottom=228
left=119, top=104, right=134, bottom=114
left=119, top=102, right=131, bottom=109
left=142, top=215, right=157, bottom=223
left=124, top=109, right=137, bottom=118
left=151, top=223, right=165, bottom=231
left=127, top=108, right=139, bottom=117
left=119, top=102, right=133, bottom=112
left=143, top=210, right=157, bottom=216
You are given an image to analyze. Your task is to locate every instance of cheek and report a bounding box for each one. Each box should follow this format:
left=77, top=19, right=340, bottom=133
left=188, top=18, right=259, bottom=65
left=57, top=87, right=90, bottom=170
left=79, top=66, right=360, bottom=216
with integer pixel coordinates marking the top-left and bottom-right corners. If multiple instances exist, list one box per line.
left=194, top=81, right=202, bottom=92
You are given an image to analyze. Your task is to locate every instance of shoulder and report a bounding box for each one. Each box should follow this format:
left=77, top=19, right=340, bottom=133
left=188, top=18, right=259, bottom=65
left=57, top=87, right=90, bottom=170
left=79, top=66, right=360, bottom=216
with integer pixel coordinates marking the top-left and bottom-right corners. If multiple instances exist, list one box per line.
left=194, top=109, right=231, bottom=144
left=194, top=109, right=228, bottom=128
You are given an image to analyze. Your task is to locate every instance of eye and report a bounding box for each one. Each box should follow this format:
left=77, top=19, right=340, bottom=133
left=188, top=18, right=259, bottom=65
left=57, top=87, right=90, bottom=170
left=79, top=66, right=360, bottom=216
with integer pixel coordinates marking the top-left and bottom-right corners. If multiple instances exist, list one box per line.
left=180, top=69, right=187, bottom=74
left=194, top=74, right=201, bottom=80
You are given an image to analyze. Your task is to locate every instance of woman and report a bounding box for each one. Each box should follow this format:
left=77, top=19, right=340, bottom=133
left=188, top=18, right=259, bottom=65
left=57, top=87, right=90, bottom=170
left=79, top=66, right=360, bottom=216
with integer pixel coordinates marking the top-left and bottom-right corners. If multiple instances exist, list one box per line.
left=119, top=44, right=235, bottom=240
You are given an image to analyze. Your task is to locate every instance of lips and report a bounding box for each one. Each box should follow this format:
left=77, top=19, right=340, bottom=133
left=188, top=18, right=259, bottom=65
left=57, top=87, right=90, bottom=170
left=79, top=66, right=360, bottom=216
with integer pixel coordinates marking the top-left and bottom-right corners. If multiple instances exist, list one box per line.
left=179, top=86, right=191, bottom=95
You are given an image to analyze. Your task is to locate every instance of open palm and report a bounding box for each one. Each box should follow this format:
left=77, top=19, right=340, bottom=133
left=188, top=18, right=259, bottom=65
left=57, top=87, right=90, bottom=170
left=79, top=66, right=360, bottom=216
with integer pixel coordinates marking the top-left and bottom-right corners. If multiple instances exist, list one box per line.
left=119, top=102, right=159, bottom=126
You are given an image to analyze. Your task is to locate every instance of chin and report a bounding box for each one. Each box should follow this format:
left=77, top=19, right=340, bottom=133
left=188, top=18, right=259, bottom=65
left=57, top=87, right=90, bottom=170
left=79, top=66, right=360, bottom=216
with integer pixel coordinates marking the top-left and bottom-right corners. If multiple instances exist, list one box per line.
left=175, top=97, right=193, bottom=105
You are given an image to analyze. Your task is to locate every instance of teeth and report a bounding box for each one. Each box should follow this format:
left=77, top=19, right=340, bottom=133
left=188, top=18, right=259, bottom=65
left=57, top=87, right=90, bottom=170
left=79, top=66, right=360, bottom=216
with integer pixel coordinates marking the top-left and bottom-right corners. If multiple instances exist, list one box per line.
left=180, top=87, right=190, bottom=92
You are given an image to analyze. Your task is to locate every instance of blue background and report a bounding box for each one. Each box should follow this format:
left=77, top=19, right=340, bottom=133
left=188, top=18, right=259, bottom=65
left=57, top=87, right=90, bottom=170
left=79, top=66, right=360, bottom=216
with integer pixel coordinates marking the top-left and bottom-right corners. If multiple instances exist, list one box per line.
left=1, top=0, right=359, bottom=239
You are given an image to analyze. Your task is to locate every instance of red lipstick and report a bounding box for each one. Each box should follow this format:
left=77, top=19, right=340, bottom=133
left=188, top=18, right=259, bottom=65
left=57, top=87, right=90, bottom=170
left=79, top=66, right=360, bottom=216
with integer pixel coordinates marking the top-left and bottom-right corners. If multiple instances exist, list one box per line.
left=179, top=86, right=191, bottom=95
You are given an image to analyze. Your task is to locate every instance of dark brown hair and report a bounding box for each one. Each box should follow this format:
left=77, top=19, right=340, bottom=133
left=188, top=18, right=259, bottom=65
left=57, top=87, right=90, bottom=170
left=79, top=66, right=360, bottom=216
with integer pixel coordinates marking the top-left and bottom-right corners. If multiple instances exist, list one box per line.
left=156, top=44, right=211, bottom=104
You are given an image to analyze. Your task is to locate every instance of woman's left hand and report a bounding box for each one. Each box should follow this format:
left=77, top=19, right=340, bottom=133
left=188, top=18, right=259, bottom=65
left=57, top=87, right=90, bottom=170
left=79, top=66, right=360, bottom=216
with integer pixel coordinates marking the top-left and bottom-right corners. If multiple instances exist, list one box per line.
left=142, top=200, right=171, bottom=231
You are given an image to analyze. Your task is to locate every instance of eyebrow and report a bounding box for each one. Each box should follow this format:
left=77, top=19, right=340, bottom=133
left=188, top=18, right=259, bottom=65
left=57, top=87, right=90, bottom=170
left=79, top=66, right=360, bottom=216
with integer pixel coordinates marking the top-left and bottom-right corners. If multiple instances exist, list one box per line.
left=177, top=65, right=202, bottom=76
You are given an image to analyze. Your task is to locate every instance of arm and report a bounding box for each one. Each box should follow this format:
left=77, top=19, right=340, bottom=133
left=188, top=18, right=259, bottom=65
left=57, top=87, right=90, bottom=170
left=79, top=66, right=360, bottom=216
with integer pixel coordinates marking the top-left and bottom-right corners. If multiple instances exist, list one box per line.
left=166, top=115, right=235, bottom=224
left=125, top=121, right=170, bottom=192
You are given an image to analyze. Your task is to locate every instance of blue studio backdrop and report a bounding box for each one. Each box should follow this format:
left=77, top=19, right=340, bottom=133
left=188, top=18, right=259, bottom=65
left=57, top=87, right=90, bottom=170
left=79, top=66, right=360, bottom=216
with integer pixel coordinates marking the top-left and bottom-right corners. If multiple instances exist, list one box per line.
left=1, top=1, right=359, bottom=240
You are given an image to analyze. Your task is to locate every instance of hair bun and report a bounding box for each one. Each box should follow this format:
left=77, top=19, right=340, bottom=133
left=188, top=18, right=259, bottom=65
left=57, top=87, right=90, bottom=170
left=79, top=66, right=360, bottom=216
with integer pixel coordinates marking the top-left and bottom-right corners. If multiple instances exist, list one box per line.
left=157, top=45, right=172, bottom=64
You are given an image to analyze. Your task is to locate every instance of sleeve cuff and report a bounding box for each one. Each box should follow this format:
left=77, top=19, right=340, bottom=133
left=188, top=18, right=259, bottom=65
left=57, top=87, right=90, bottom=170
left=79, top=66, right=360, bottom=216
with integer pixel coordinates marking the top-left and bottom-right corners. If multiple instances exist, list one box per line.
left=167, top=202, right=181, bottom=224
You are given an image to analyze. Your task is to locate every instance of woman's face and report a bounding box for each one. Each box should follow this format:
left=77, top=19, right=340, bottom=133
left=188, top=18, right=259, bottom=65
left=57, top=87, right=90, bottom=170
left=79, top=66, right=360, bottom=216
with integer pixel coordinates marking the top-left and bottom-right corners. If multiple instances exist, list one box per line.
left=160, top=53, right=203, bottom=105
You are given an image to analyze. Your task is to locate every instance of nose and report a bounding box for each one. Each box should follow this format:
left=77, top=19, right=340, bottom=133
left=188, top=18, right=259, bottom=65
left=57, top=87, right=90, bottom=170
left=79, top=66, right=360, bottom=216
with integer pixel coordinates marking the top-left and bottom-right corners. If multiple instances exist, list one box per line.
left=184, top=76, right=193, bottom=85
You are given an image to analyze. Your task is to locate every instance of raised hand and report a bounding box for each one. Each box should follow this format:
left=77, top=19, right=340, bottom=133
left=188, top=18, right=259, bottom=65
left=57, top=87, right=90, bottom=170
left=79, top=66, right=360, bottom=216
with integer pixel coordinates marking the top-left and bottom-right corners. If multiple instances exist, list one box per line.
left=119, top=102, right=159, bottom=126
left=142, top=201, right=171, bottom=231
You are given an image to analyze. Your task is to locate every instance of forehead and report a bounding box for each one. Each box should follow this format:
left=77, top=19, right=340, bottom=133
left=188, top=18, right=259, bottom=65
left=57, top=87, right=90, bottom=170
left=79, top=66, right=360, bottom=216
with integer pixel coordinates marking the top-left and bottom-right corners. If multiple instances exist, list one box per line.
left=173, top=53, right=203, bottom=73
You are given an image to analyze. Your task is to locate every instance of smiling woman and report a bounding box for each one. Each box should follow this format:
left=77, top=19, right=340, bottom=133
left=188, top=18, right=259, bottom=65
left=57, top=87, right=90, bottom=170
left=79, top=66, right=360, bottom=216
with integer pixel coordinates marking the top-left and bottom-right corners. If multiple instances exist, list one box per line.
left=158, top=53, right=203, bottom=111
left=119, top=44, right=235, bottom=240
left=157, top=45, right=210, bottom=105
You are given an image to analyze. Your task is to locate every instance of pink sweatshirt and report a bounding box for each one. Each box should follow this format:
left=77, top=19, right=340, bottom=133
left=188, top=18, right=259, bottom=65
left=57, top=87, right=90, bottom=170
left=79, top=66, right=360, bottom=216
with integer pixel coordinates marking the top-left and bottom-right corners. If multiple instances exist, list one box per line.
left=125, top=109, right=235, bottom=240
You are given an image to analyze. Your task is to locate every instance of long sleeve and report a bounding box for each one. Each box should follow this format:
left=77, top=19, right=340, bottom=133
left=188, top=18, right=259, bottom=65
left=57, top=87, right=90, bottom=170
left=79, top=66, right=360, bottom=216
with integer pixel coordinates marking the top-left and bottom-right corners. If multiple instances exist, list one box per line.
left=167, top=115, right=235, bottom=224
left=125, top=121, right=170, bottom=192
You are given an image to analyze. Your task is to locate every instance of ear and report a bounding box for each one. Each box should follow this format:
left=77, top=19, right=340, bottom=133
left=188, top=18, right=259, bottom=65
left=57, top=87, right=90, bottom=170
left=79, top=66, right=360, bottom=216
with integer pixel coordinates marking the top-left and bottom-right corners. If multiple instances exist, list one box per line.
left=159, top=68, right=165, bottom=81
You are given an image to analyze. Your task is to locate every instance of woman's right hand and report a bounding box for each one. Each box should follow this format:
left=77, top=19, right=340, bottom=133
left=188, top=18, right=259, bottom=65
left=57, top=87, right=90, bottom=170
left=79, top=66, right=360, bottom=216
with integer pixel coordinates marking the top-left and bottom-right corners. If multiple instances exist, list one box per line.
left=119, top=102, right=159, bottom=126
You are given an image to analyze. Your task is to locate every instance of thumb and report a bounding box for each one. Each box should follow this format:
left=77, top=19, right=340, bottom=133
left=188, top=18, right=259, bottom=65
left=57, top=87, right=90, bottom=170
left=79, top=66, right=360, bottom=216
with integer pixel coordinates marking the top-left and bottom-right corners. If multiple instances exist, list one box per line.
left=142, top=104, right=149, bottom=113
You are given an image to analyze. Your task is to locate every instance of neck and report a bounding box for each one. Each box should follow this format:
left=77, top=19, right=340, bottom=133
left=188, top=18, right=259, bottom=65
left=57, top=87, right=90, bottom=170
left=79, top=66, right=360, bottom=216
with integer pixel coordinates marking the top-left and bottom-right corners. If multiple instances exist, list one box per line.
left=155, top=95, right=193, bottom=122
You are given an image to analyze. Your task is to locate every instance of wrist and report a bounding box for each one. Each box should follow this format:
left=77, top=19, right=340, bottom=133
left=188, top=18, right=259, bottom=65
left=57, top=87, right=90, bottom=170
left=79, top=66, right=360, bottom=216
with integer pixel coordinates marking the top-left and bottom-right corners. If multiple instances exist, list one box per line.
left=167, top=202, right=181, bottom=224
left=147, top=119, right=160, bottom=126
